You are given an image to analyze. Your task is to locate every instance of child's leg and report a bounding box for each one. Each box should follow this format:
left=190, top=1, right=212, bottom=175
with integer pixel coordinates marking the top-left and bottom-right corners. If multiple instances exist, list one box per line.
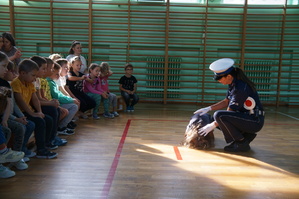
left=121, top=91, right=131, bottom=107
left=7, top=119, right=25, bottom=151
left=102, top=98, right=114, bottom=118
left=130, top=93, right=139, bottom=106
left=42, top=106, right=59, bottom=145
left=59, top=107, right=69, bottom=122
left=6, top=120, right=29, bottom=170
left=72, top=91, right=87, bottom=115
left=78, top=92, right=96, bottom=113
left=59, top=103, right=79, bottom=128
left=109, top=93, right=117, bottom=112
left=22, top=120, right=35, bottom=152
left=24, top=114, right=47, bottom=152
left=1, top=126, right=11, bottom=144
left=0, top=127, right=7, bottom=147
left=103, top=98, right=110, bottom=114
left=86, top=93, right=101, bottom=115
left=43, top=114, right=54, bottom=147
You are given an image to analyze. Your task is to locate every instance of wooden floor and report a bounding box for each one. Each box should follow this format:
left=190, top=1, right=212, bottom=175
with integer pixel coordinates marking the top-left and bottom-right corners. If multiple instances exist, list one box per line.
left=0, top=103, right=299, bottom=199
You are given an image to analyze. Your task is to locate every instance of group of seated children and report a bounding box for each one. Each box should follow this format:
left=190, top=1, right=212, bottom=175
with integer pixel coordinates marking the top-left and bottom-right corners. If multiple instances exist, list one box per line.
left=0, top=49, right=139, bottom=179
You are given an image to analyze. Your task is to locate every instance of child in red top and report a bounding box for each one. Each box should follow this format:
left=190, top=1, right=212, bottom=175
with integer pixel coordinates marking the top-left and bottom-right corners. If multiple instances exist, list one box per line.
left=99, top=62, right=119, bottom=117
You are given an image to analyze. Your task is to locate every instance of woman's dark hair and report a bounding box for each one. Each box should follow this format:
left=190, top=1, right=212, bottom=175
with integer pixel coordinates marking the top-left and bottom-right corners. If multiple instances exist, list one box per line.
left=229, top=67, right=256, bottom=92
left=68, top=40, right=81, bottom=54
left=2, top=32, right=16, bottom=46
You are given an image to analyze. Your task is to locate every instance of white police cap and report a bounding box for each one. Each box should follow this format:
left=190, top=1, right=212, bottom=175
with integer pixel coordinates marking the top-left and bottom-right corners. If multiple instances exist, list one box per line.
left=209, top=58, right=235, bottom=80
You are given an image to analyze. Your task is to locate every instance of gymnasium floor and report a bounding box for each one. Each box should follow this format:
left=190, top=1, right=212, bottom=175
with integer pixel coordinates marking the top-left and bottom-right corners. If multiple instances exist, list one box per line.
left=0, top=103, right=298, bottom=199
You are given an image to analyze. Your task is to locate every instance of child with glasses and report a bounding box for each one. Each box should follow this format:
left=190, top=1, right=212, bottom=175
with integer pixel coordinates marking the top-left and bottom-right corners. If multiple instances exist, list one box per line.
left=118, top=63, right=139, bottom=112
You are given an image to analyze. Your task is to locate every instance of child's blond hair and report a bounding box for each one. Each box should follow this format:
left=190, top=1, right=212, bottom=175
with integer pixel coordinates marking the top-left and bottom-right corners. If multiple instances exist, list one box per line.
left=69, top=56, right=81, bottom=72
left=49, top=53, right=62, bottom=61
left=100, top=62, right=110, bottom=73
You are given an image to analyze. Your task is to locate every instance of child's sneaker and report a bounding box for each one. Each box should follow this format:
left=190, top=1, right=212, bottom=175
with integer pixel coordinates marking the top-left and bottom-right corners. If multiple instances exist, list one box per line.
left=112, top=111, right=119, bottom=117
left=9, top=159, right=28, bottom=170
left=0, top=148, right=24, bottom=164
left=0, top=164, right=15, bottom=178
left=72, top=116, right=79, bottom=122
left=46, top=143, right=58, bottom=150
left=23, top=148, right=36, bottom=158
left=130, top=106, right=135, bottom=112
left=80, top=114, right=88, bottom=119
left=58, top=127, right=75, bottom=135
left=52, top=136, right=67, bottom=146
left=126, top=106, right=131, bottom=112
left=67, top=121, right=77, bottom=129
left=36, top=149, right=58, bottom=159
left=103, top=112, right=114, bottom=119
left=93, top=114, right=100, bottom=120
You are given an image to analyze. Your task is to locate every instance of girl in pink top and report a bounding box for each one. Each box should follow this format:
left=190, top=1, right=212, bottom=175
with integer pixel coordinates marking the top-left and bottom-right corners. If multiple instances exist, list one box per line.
left=83, top=63, right=114, bottom=119
left=99, top=62, right=119, bottom=117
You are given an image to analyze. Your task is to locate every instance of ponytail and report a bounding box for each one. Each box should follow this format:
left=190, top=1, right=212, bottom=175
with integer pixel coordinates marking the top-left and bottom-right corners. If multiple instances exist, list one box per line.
left=230, top=67, right=256, bottom=92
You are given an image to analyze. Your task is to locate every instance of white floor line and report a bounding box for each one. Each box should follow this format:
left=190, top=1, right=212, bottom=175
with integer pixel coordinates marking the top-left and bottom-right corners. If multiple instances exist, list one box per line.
left=277, top=112, right=299, bottom=121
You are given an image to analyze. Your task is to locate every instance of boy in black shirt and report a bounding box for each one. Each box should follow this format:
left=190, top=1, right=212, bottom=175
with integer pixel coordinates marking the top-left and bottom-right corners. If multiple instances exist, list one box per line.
left=118, top=64, right=139, bottom=112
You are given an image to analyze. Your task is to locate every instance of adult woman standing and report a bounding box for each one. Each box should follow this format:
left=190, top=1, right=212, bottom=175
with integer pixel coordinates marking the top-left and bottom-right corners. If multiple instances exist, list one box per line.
left=66, top=40, right=87, bottom=74
left=194, top=58, right=265, bottom=152
left=1, top=32, right=22, bottom=67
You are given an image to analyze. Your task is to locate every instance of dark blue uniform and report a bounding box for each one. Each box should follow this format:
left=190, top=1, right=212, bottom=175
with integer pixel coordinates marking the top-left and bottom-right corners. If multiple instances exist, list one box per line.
left=213, top=78, right=265, bottom=143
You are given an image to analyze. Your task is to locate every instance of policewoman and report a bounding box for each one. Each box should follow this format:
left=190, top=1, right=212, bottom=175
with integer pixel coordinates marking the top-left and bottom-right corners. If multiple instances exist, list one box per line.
left=194, top=58, right=265, bottom=152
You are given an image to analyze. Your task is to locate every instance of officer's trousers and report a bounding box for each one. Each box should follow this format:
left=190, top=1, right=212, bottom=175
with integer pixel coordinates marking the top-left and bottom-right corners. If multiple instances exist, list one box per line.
left=213, top=110, right=264, bottom=143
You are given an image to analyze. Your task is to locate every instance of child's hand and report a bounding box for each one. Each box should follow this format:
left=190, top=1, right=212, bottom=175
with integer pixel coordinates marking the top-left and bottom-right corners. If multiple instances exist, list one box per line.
left=101, top=92, right=108, bottom=98
left=33, top=112, right=44, bottom=118
left=126, top=90, right=134, bottom=95
left=86, top=78, right=93, bottom=83
left=51, top=99, right=60, bottom=107
left=73, top=98, right=80, bottom=105
left=13, top=48, right=22, bottom=59
left=15, top=117, right=28, bottom=125
left=1, top=121, right=8, bottom=127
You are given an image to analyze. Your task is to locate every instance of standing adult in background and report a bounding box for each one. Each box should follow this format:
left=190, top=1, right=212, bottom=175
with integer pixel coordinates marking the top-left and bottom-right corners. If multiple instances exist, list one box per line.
left=66, top=40, right=87, bottom=74
left=194, top=58, right=265, bottom=152
left=1, top=32, right=22, bottom=67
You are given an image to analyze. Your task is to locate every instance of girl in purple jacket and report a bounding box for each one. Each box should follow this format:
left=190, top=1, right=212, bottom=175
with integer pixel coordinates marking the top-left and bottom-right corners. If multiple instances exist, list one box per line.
left=83, top=63, right=114, bottom=119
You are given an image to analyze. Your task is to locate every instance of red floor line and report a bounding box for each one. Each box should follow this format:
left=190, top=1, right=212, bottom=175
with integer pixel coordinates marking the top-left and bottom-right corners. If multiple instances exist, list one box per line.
left=133, top=118, right=188, bottom=122
left=173, top=146, right=183, bottom=160
left=100, top=117, right=297, bottom=198
left=101, top=119, right=131, bottom=199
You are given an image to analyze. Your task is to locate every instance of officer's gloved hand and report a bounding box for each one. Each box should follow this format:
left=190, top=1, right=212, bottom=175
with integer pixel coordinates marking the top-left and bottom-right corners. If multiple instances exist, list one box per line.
left=198, top=122, right=216, bottom=136
left=193, top=106, right=211, bottom=115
